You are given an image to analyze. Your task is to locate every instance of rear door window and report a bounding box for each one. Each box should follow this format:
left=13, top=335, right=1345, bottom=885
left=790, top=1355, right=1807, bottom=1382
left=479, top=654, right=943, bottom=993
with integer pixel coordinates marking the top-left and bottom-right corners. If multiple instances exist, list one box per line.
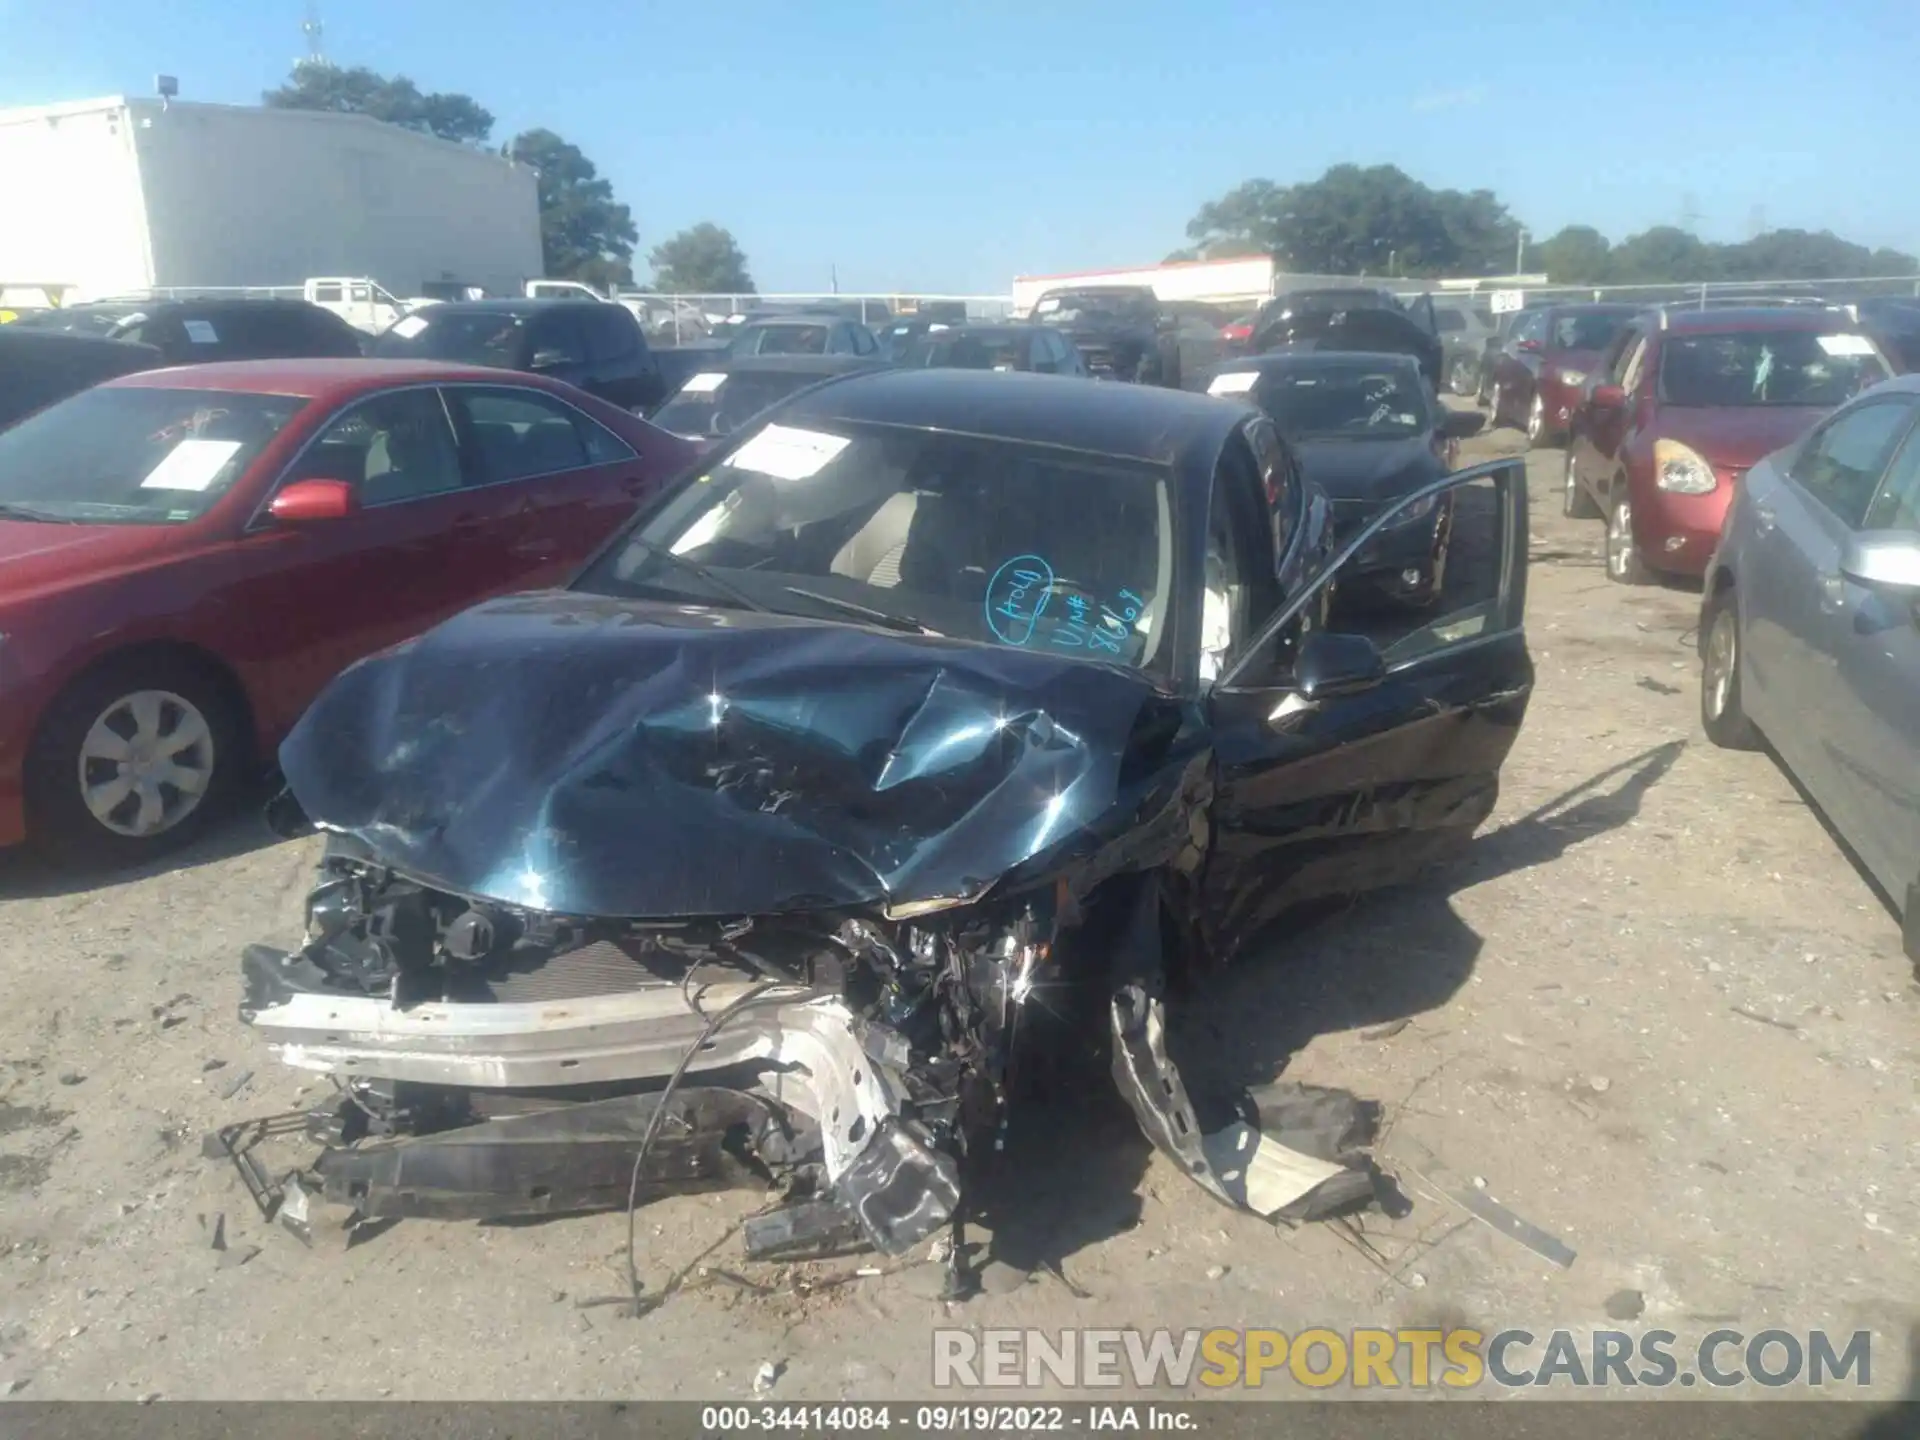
left=584, top=306, right=639, bottom=362
left=453, top=387, right=600, bottom=481
left=527, top=311, right=589, bottom=368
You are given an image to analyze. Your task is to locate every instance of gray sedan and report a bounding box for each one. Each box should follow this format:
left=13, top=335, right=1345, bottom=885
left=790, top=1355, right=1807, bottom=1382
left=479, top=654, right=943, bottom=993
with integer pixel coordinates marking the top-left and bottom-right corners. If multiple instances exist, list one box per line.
left=1700, top=372, right=1920, bottom=971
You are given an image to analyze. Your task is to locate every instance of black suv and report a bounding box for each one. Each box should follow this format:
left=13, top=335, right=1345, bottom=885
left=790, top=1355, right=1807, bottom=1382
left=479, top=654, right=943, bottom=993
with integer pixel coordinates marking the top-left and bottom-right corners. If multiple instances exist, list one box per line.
left=369, top=299, right=668, bottom=413
left=12, top=297, right=365, bottom=364
left=1028, top=285, right=1181, bottom=387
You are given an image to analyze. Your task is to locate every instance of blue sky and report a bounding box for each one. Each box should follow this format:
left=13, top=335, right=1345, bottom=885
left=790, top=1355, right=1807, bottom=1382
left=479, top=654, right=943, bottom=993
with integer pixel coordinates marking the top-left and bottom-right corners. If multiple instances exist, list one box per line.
left=2, top=0, right=1914, bottom=293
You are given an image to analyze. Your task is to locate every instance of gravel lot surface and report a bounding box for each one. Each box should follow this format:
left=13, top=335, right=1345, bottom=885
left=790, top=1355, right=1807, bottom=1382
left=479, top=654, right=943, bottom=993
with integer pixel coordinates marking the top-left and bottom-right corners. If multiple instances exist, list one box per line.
left=1, top=411, right=1915, bottom=1404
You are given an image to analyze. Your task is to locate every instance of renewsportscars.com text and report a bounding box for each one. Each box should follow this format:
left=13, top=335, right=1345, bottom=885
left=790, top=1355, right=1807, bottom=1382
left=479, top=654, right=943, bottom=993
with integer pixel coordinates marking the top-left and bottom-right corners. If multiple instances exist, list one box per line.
left=931, top=1327, right=1874, bottom=1391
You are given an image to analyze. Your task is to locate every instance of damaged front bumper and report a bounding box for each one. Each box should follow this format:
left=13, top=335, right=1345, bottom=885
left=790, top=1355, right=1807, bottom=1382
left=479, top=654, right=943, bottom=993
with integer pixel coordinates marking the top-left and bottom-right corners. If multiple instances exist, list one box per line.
left=232, top=845, right=1384, bottom=1270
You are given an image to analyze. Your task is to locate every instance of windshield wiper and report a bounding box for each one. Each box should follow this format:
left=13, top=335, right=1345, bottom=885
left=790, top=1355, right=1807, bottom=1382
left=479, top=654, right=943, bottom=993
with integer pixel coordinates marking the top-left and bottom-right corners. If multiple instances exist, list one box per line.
left=780, top=586, right=942, bottom=636
left=626, top=539, right=772, bottom=613
left=0, top=502, right=83, bottom=524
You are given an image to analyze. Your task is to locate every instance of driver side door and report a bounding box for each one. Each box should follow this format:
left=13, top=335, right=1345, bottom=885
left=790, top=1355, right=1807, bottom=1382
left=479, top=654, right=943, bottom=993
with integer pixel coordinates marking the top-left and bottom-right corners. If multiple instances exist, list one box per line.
left=1197, top=458, right=1533, bottom=960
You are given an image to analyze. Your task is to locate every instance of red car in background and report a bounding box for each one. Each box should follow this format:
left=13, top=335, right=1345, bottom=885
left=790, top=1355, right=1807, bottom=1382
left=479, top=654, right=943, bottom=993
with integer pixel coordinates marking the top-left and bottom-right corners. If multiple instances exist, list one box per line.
left=1562, top=307, right=1895, bottom=584
left=1486, top=303, right=1641, bottom=447
left=0, top=359, right=695, bottom=863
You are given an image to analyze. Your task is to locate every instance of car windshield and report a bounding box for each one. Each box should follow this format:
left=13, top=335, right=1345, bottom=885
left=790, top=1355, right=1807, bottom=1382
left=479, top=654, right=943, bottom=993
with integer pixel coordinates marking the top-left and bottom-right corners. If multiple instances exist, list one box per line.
left=0, top=386, right=306, bottom=524
left=368, top=310, right=524, bottom=365
left=730, top=323, right=830, bottom=356
left=1031, top=292, right=1152, bottom=326
left=651, top=371, right=832, bottom=438
left=899, top=333, right=1024, bottom=370
left=577, top=417, right=1175, bottom=673
left=1549, top=312, right=1631, bottom=351
left=1657, top=331, right=1891, bottom=407
left=1259, top=365, right=1430, bottom=439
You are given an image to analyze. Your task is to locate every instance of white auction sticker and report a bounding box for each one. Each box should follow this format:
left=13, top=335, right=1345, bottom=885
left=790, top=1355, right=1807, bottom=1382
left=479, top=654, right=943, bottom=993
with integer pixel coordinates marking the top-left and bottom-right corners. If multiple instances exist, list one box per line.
left=1208, top=371, right=1259, bottom=396
left=680, top=372, right=727, bottom=393
left=726, top=423, right=850, bottom=481
left=139, top=438, right=244, bottom=492
left=1817, top=333, right=1876, bottom=357
left=183, top=319, right=220, bottom=344
left=389, top=314, right=429, bottom=339
left=1033, top=297, right=1061, bottom=314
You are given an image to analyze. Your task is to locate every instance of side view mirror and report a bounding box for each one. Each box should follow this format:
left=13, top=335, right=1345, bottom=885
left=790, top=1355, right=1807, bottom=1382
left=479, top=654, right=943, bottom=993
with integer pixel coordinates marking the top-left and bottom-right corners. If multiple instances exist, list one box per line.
left=267, top=478, right=355, bottom=523
left=1589, top=383, right=1627, bottom=410
left=1839, top=531, right=1920, bottom=593
left=1441, top=409, right=1486, bottom=440
left=1294, top=630, right=1387, bottom=702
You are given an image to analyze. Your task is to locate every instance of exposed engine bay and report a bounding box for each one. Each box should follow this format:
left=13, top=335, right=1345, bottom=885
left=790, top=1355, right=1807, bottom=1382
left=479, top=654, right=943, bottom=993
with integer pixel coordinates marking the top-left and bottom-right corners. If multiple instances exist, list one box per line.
left=233, top=832, right=1383, bottom=1293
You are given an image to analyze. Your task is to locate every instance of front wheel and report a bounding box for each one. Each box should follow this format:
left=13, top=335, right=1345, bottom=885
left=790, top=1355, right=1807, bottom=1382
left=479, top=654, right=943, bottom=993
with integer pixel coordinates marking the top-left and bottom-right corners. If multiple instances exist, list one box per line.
left=1605, top=492, right=1651, bottom=585
left=1699, top=588, right=1759, bottom=750
left=26, top=654, right=246, bottom=866
left=1486, top=382, right=1504, bottom=428
left=1526, top=392, right=1557, bottom=449
left=1562, top=450, right=1600, bottom=518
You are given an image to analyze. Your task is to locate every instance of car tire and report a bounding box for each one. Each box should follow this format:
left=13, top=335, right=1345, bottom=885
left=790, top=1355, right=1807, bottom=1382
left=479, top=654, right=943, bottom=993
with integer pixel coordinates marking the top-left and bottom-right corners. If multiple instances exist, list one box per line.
left=1562, top=450, right=1600, bottom=519
left=1448, top=356, right=1477, bottom=397
left=1526, top=392, right=1557, bottom=449
left=25, top=652, right=247, bottom=868
left=1486, top=382, right=1504, bottom=428
left=1605, top=491, right=1651, bottom=586
left=1699, top=587, right=1759, bottom=750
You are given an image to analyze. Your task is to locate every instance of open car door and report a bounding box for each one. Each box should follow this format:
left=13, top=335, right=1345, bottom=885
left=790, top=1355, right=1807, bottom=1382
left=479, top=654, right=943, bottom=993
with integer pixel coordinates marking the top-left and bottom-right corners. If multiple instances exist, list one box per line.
left=1197, top=456, right=1533, bottom=959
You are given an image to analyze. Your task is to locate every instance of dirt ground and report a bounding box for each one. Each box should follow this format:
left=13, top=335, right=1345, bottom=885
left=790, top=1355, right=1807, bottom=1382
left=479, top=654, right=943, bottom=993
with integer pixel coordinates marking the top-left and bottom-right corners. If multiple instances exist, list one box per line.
left=1, top=412, right=1916, bottom=1404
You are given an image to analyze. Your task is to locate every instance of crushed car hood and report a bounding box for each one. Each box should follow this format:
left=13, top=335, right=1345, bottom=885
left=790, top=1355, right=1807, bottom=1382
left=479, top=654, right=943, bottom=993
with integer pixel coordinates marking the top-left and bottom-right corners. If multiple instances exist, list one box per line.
left=279, top=590, right=1180, bottom=919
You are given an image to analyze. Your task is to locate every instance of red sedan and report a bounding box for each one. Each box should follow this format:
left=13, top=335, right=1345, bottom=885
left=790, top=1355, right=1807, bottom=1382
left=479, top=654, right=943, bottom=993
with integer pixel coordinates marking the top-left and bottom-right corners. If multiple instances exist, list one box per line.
left=1487, top=303, right=1641, bottom=447
left=1563, top=308, right=1895, bottom=584
left=0, top=359, right=695, bottom=863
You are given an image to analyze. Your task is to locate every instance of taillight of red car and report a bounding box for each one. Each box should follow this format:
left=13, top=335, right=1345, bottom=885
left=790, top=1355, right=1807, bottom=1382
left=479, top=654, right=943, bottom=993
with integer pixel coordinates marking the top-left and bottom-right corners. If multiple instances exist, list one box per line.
left=1221, top=323, right=1252, bottom=342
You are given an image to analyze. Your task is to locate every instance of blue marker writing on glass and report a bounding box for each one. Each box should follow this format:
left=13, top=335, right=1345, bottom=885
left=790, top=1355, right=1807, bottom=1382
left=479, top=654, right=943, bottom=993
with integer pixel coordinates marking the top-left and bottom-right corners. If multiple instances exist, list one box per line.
left=984, top=555, right=1055, bottom=646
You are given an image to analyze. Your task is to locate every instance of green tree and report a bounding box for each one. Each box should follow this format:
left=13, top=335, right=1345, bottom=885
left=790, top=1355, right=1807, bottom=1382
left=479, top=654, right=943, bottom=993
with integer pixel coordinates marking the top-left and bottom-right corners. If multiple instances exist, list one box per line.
left=649, top=223, right=756, bottom=294
left=1533, top=225, right=1613, bottom=285
left=1605, top=226, right=1723, bottom=284
left=263, top=61, right=494, bottom=145
left=508, top=128, right=639, bottom=285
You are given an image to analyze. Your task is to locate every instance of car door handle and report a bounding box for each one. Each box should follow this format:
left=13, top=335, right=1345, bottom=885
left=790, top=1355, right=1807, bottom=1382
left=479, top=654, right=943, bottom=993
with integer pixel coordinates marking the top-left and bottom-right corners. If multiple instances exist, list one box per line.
left=1753, top=504, right=1776, bottom=532
left=1819, top=571, right=1846, bottom=612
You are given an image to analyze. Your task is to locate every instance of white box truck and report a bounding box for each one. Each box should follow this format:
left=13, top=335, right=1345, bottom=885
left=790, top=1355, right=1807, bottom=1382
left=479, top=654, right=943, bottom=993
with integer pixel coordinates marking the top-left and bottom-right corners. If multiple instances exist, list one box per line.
left=0, top=96, right=544, bottom=306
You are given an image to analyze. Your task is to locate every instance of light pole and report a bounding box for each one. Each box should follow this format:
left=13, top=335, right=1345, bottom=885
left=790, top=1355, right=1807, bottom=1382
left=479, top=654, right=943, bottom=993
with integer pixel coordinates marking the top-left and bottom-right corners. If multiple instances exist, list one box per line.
left=1514, top=228, right=1529, bottom=276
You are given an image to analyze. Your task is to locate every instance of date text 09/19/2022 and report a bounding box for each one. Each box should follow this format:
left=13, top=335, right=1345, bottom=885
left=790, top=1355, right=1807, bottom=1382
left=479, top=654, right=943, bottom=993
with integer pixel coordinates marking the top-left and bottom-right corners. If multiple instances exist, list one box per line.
left=700, top=1404, right=1197, bottom=1431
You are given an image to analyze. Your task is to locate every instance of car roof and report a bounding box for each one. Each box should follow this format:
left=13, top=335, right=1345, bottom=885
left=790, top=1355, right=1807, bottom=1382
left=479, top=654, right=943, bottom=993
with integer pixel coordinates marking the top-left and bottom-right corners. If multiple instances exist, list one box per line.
left=0, top=326, right=156, bottom=358
left=737, top=314, right=839, bottom=328
left=778, top=367, right=1248, bottom=468
left=1540, top=302, right=1643, bottom=318
left=1225, top=348, right=1421, bottom=371
left=904, top=323, right=1032, bottom=339
left=413, top=298, right=602, bottom=315
left=103, top=357, right=549, bottom=398
left=1660, top=306, right=1864, bottom=333
left=1862, top=372, right=1920, bottom=397
left=697, top=355, right=884, bottom=377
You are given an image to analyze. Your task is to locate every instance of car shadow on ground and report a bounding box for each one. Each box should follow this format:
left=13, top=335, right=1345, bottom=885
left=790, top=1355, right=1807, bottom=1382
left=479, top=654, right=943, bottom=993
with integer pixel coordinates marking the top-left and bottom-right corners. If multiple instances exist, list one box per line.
left=977, top=739, right=1686, bottom=1281
left=0, top=779, right=288, bottom=902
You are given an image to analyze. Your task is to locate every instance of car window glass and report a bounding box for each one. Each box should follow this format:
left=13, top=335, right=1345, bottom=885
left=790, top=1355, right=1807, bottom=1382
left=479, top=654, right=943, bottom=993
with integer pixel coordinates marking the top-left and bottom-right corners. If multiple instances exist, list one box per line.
left=1865, top=429, right=1920, bottom=533
left=1796, top=401, right=1916, bottom=529
left=1233, top=466, right=1514, bottom=685
left=1434, top=310, right=1466, bottom=333
left=456, top=388, right=594, bottom=480
left=1612, top=334, right=1647, bottom=388
left=529, top=312, right=588, bottom=366
left=311, top=388, right=465, bottom=506
left=1200, top=454, right=1255, bottom=684
left=585, top=307, right=637, bottom=362
left=1246, top=418, right=1298, bottom=565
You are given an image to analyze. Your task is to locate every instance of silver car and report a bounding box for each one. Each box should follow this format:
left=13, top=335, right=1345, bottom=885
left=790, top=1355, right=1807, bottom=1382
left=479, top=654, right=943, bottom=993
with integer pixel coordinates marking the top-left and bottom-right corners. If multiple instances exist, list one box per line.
left=1700, top=373, right=1920, bottom=972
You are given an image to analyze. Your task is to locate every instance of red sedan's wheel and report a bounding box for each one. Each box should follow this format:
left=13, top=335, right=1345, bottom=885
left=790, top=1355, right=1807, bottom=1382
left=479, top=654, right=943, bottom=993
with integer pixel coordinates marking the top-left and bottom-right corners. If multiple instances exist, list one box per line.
left=26, top=653, right=247, bottom=866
